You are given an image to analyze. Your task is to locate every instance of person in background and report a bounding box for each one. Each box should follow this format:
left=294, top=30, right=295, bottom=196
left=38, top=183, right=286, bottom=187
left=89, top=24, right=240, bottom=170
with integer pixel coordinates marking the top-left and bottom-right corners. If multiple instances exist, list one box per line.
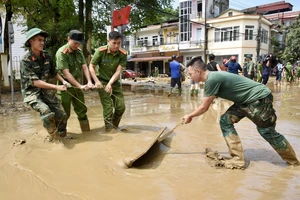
left=168, top=55, right=183, bottom=97
left=245, top=56, right=255, bottom=80
left=285, top=61, right=294, bottom=84
left=206, top=54, right=222, bottom=71
left=256, top=60, right=263, bottom=83
left=89, top=31, right=127, bottom=131
left=275, top=61, right=284, bottom=85
left=56, top=30, right=94, bottom=132
left=220, top=58, right=228, bottom=71
left=20, top=28, right=68, bottom=140
left=183, top=56, right=299, bottom=169
left=224, top=56, right=242, bottom=75
left=262, top=54, right=272, bottom=85
left=190, top=79, right=200, bottom=97
left=295, top=62, right=300, bottom=83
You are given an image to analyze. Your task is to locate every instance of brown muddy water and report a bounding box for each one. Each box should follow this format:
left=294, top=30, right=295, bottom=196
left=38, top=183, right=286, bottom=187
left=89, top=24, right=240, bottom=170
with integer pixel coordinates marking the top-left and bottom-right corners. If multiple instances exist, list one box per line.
left=1, top=79, right=300, bottom=200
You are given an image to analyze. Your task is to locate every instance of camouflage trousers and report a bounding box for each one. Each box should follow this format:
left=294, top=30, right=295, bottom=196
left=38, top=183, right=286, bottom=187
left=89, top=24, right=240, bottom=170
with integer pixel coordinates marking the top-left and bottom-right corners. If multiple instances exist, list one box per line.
left=98, top=85, right=125, bottom=129
left=220, top=94, right=289, bottom=151
left=29, top=98, right=67, bottom=136
left=58, top=87, right=88, bottom=122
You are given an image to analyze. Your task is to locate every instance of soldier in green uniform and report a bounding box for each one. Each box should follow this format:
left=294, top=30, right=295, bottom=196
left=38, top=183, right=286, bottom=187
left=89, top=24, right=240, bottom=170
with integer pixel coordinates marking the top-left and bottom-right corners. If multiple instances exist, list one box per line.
left=183, top=56, right=299, bottom=169
left=20, top=28, right=69, bottom=140
left=56, top=30, right=94, bottom=132
left=246, top=56, right=255, bottom=80
left=256, top=60, right=263, bottom=83
left=89, top=31, right=127, bottom=131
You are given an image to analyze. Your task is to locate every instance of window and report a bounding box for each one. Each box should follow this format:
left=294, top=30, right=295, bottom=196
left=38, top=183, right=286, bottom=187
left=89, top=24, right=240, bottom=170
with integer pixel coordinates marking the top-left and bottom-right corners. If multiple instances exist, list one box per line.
left=174, top=35, right=178, bottom=43
left=152, top=36, right=158, bottom=46
left=196, top=28, right=202, bottom=43
left=228, top=12, right=233, bottom=16
left=185, top=56, right=193, bottom=66
left=179, top=0, right=192, bottom=42
left=233, top=26, right=239, bottom=41
left=214, top=28, right=220, bottom=42
left=261, top=29, right=268, bottom=44
left=214, top=26, right=239, bottom=42
left=221, top=27, right=232, bottom=41
left=137, top=37, right=148, bottom=46
left=245, top=25, right=254, bottom=40
left=160, top=35, right=164, bottom=45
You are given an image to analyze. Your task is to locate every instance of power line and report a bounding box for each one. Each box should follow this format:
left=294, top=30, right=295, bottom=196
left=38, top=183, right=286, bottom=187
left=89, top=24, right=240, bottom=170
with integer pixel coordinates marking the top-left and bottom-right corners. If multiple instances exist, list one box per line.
left=230, top=0, right=252, bottom=9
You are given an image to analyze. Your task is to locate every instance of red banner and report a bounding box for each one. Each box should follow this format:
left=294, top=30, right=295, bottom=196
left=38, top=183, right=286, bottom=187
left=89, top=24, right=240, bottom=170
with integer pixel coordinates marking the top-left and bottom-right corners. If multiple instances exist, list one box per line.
left=112, top=6, right=131, bottom=28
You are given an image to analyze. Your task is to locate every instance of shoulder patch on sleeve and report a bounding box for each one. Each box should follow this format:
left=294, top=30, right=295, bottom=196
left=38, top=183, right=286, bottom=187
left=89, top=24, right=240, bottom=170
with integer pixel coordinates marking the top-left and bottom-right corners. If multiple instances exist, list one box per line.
left=98, top=46, right=108, bottom=52
left=119, top=48, right=127, bottom=55
left=62, top=47, right=70, bottom=54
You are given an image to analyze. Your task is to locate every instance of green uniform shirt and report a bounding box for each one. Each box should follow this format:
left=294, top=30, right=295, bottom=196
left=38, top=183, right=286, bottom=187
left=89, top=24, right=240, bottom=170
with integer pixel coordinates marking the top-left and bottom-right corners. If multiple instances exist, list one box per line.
left=20, top=50, right=58, bottom=103
left=90, top=45, right=127, bottom=84
left=55, top=44, right=86, bottom=85
left=286, top=63, right=293, bottom=75
left=296, top=67, right=300, bottom=77
left=204, top=71, right=271, bottom=104
left=247, top=61, right=254, bottom=73
left=257, top=63, right=263, bottom=74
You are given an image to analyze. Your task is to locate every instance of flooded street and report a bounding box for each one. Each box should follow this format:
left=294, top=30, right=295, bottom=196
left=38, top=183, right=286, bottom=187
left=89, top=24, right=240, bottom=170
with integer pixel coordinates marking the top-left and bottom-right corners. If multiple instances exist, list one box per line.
left=1, top=79, right=300, bottom=200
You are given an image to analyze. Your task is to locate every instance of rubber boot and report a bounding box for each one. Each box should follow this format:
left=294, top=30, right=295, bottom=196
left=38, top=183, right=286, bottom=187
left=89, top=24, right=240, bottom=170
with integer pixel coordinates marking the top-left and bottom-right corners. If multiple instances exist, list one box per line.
left=168, top=88, right=173, bottom=97
left=104, top=116, right=114, bottom=131
left=222, top=134, right=246, bottom=169
left=178, top=88, right=182, bottom=96
left=79, top=120, right=90, bottom=132
left=112, top=116, right=122, bottom=128
left=274, top=141, right=300, bottom=166
left=194, top=89, right=199, bottom=96
left=41, top=112, right=59, bottom=140
left=190, top=89, right=194, bottom=96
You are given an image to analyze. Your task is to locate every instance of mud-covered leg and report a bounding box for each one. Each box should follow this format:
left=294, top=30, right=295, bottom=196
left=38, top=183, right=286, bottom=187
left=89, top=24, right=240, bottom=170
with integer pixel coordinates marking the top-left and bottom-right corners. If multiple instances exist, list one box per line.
left=244, top=94, right=300, bottom=166
left=219, top=105, right=246, bottom=169
left=257, top=126, right=300, bottom=166
left=31, top=100, right=59, bottom=140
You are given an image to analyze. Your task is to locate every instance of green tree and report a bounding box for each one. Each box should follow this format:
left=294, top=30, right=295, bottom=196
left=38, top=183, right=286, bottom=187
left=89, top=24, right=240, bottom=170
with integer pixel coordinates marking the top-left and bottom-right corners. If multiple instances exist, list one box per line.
left=282, top=15, right=300, bottom=63
left=3, top=0, right=175, bottom=61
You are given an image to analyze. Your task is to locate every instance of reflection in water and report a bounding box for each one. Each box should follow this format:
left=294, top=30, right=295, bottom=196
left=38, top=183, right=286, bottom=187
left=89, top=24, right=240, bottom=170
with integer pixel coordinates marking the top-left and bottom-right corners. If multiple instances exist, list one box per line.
left=0, top=78, right=300, bottom=199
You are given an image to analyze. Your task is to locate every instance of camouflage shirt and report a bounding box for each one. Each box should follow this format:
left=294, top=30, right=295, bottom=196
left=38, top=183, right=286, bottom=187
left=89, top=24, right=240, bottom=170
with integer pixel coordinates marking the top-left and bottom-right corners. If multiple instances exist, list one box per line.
left=56, top=43, right=86, bottom=85
left=20, top=50, right=58, bottom=104
left=90, top=45, right=127, bottom=85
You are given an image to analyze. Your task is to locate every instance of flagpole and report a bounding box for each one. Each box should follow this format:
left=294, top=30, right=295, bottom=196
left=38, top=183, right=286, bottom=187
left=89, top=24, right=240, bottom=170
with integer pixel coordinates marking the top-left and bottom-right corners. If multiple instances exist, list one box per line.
left=111, top=0, right=115, bottom=32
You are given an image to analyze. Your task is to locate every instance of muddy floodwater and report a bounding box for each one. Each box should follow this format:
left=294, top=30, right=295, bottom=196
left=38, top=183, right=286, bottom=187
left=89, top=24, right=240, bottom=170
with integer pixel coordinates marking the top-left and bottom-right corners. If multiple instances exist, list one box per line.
left=1, top=79, right=300, bottom=199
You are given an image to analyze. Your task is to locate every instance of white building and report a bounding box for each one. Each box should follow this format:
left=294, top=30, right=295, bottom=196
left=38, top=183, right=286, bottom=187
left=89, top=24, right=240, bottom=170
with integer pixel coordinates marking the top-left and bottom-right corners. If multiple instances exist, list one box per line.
left=0, top=7, right=26, bottom=87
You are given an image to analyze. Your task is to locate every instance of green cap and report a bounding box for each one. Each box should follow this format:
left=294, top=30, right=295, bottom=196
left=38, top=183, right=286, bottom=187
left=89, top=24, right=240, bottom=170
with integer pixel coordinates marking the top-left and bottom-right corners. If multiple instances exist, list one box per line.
left=25, top=28, right=48, bottom=47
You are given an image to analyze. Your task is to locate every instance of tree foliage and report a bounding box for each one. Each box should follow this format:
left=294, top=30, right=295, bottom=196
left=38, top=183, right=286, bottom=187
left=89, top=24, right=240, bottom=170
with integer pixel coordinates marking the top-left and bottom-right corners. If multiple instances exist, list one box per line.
left=4, top=0, right=177, bottom=60
left=282, top=14, right=300, bottom=63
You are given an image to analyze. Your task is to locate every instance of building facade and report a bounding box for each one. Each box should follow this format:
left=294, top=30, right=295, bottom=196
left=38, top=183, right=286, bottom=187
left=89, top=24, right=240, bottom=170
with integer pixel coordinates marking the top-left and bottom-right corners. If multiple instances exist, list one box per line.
left=205, top=9, right=272, bottom=65
left=128, top=19, right=181, bottom=77
left=178, top=0, right=229, bottom=65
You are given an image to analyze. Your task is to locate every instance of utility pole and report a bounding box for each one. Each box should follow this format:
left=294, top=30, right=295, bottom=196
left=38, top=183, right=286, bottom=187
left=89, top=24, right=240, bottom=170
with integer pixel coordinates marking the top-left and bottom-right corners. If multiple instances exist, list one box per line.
left=204, top=0, right=208, bottom=62
left=6, top=2, right=14, bottom=105
left=256, top=14, right=262, bottom=63
left=111, top=0, right=115, bottom=32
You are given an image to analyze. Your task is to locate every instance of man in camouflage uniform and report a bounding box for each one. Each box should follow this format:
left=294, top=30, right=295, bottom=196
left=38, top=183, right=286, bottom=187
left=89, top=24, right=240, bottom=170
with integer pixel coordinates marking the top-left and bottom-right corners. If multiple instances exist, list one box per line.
left=89, top=31, right=126, bottom=131
left=20, top=28, right=68, bottom=140
left=56, top=30, right=94, bottom=132
left=183, top=56, right=299, bottom=169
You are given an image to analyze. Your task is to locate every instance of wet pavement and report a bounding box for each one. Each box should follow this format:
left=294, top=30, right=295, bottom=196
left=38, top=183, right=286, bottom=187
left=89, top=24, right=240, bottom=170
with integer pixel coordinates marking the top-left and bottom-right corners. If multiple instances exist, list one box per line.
left=0, top=77, right=300, bottom=199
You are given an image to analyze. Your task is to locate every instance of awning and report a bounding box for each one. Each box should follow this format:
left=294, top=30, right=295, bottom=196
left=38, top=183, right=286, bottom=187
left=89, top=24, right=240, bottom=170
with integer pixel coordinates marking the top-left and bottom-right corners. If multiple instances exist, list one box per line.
left=128, top=56, right=171, bottom=62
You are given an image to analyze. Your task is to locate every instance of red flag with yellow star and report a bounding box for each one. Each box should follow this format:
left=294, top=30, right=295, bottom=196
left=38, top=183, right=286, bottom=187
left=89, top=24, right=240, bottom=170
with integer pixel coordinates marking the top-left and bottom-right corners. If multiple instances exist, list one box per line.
left=112, top=6, right=131, bottom=28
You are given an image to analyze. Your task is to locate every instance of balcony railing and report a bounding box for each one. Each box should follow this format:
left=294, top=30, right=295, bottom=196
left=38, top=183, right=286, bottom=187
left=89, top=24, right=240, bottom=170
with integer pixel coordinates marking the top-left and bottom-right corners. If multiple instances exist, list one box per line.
left=190, top=12, right=203, bottom=20
left=179, top=40, right=203, bottom=50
